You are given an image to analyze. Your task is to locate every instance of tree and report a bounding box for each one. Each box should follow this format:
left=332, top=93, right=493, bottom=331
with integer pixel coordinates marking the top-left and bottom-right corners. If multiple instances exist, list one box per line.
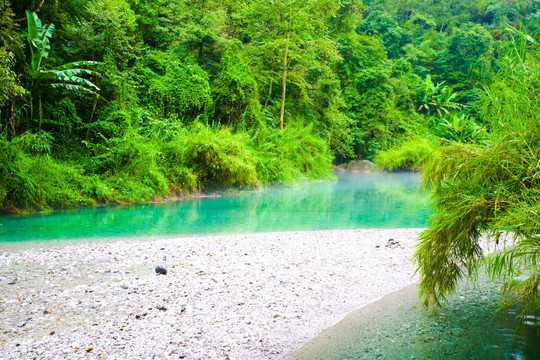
left=25, top=11, right=100, bottom=130
left=1, top=0, right=26, bottom=136
left=0, top=49, right=26, bottom=135
left=243, top=0, right=340, bottom=130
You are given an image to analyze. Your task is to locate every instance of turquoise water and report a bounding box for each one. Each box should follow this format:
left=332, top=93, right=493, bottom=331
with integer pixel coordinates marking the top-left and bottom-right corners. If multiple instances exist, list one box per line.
left=0, top=172, right=429, bottom=242
left=291, top=278, right=540, bottom=360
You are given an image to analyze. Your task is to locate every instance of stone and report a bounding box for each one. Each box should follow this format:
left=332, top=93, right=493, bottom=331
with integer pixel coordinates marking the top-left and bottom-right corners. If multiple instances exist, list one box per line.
left=121, top=284, right=129, bottom=290
left=346, top=160, right=374, bottom=172
left=155, top=265, right=167, bottom=275
left=385, top=239, right=400, bottom=248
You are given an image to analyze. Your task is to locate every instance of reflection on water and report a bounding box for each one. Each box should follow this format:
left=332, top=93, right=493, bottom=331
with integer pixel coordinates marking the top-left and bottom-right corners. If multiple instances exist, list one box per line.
left=0, top=172, right=429, bottom=242
left=290, top=278, right=540, bottom=360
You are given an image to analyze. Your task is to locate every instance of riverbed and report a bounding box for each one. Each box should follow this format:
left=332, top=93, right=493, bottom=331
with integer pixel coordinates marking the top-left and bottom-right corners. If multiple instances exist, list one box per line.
left=0, top=229, right=421, bottom=359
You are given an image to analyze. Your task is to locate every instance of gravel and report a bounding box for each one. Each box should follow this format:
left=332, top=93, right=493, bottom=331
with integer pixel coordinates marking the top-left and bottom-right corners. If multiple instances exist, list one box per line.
left=0, top=229, right=422, bottom=359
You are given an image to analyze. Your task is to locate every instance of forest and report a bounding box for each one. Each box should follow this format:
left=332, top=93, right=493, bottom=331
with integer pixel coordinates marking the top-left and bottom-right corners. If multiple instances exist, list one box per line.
left=0, top=0, right=538, bottom=213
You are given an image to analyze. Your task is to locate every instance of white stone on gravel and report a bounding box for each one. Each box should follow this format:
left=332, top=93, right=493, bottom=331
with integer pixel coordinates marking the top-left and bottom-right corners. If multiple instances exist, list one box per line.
left=0, top=229, right=422, bottom=359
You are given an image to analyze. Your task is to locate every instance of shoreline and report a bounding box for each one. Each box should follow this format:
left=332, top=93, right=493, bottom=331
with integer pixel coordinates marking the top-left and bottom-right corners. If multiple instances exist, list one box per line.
left=0, top=173, right=341, bottom=216
left=0, top=229, right=422, bottom=359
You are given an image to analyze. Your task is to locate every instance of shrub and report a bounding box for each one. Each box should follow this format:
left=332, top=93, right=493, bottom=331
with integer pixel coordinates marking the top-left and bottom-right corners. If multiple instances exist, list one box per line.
left=254, top=124, right=334, bottom=183
left=183, top=125, right=258, bottom=188
left=374, top=136, right=438, bottom=170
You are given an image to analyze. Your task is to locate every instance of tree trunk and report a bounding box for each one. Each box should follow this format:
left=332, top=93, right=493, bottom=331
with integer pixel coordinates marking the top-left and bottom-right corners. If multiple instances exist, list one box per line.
left=264, top=81, right=273, bottom=109
left=29, top=95, right=33, bottom=131
left=38, top=94, right=43, bottom=131
left=9, top=96, right=15, bottom=137
left=85, top=94, right=99, bottom=142
left=279, top=5, right=293, bottom=131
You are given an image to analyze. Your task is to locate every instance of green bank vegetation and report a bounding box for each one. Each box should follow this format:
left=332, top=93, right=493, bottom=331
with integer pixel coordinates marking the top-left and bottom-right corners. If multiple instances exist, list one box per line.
left=0, top=0, right=539, bottom=314
left=416, top=27, right=540, bottom=319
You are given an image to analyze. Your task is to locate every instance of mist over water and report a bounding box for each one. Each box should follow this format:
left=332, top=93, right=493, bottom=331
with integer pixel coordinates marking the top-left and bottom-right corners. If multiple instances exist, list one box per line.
left=0, top=172, right=429, bottom=242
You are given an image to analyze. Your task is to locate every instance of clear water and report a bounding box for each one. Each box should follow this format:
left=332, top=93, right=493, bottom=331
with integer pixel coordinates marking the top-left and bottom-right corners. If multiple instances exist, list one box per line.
left=0, top=172, right=429, bottom=242
left=290, top=279, right=540, bottom=360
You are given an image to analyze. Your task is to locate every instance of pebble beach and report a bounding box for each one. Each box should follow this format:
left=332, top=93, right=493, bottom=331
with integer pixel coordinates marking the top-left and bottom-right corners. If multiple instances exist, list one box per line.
left=0, top=229, right=422, bottom=360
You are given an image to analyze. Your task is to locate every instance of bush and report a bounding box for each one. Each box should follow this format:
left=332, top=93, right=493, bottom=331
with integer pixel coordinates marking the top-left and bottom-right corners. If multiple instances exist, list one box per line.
left=157, top=139, right=198, bottom=194
left=183, top=125, right=259, bottom=188
left=0, top=134, right=100, bottom=212
left=254, top=124, right=334, bottom=183
left=147, top=60, right=212, bottom=121
left=88, top=129, right=169, bottom=202
left=374, top=136, right=438, bottom=170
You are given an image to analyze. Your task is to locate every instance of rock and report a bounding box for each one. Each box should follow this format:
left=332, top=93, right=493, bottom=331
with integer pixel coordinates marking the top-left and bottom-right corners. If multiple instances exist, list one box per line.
left=86, top=346, right=94, bottom=352
left=121, top=284, right=129, bottom=290
left=135, top=312, right=148, bottom=319
left=332, top=164, right=348, bottom=173
left=334, top=160, right=375, bottom=173
left=155, top=265, right=167, bottom=275
left=346, top=160, right=374, bottom=172
left=385, top=239, right=400, bottom=248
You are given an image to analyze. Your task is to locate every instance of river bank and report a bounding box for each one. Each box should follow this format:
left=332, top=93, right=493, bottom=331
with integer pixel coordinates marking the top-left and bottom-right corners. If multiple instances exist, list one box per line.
left=0, top=229, right=421, bottom=359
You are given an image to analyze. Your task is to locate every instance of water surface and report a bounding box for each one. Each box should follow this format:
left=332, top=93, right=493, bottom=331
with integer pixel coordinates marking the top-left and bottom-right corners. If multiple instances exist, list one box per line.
left=290, top=278, right=540, bottom=359
left=0, top=172, right=429, bottom=242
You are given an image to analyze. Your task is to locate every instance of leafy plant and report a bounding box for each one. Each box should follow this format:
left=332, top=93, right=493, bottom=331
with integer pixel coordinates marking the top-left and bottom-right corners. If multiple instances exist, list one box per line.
left=25, top=11, right=100, bottom=130
left=434, top=113, right=487, bottom=144
left=418, top=75, right=462, bottom=119
left=183, top=125, right=259, bottom=188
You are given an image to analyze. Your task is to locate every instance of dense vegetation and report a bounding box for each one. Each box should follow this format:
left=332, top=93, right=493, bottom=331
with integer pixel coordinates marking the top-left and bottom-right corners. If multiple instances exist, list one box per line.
left=1, top=0, right=538, bottom=213
left=415, top=26, right=540, bottom=318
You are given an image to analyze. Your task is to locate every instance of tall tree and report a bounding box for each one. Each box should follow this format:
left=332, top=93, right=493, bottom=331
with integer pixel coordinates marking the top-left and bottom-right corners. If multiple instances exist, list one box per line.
left=243, top=0, right=340, bottom=129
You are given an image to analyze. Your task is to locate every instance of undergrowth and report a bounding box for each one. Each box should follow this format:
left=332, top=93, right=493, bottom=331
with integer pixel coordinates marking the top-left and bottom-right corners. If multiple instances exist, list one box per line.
left=0, top=122, right=334, bottom=213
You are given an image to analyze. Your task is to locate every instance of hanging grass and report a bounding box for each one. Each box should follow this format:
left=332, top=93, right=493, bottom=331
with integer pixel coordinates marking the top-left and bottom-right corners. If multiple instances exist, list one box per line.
left=415, top=27, right=540, bottom=315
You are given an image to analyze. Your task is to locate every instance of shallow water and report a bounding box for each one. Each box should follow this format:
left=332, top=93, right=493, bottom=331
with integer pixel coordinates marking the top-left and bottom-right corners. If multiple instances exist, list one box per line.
left=290, top=278, right=540, bottom=360
left=0, top=172, right=429, bottom=242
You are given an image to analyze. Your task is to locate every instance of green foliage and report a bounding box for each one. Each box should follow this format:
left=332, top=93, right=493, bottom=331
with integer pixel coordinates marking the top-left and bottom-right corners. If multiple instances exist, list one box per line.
left=375, top=136, right=439, bottom=170
left=433, top=113, right=487, bottom=144
left=87, top=129, right=169, bottom=201
left=0, top=133, right=99, bottom=212
left=254, top=124, right=334, bottom=184
left=415, top=27, right=540, bottom=314
left=0, top=49, right=25, bottom=105
left=183, top=125, right=258, bottom=188
left=212, top=53, right=261, bottom=128
left=1, top=0, right=539, bottom=215
left=156, top=139, right=198, bottom=194
left=146, top=58, right=212, bottom=121
left=25, top=12, right=100, bottom=95
left=418, top=75, right=462, bottom=118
